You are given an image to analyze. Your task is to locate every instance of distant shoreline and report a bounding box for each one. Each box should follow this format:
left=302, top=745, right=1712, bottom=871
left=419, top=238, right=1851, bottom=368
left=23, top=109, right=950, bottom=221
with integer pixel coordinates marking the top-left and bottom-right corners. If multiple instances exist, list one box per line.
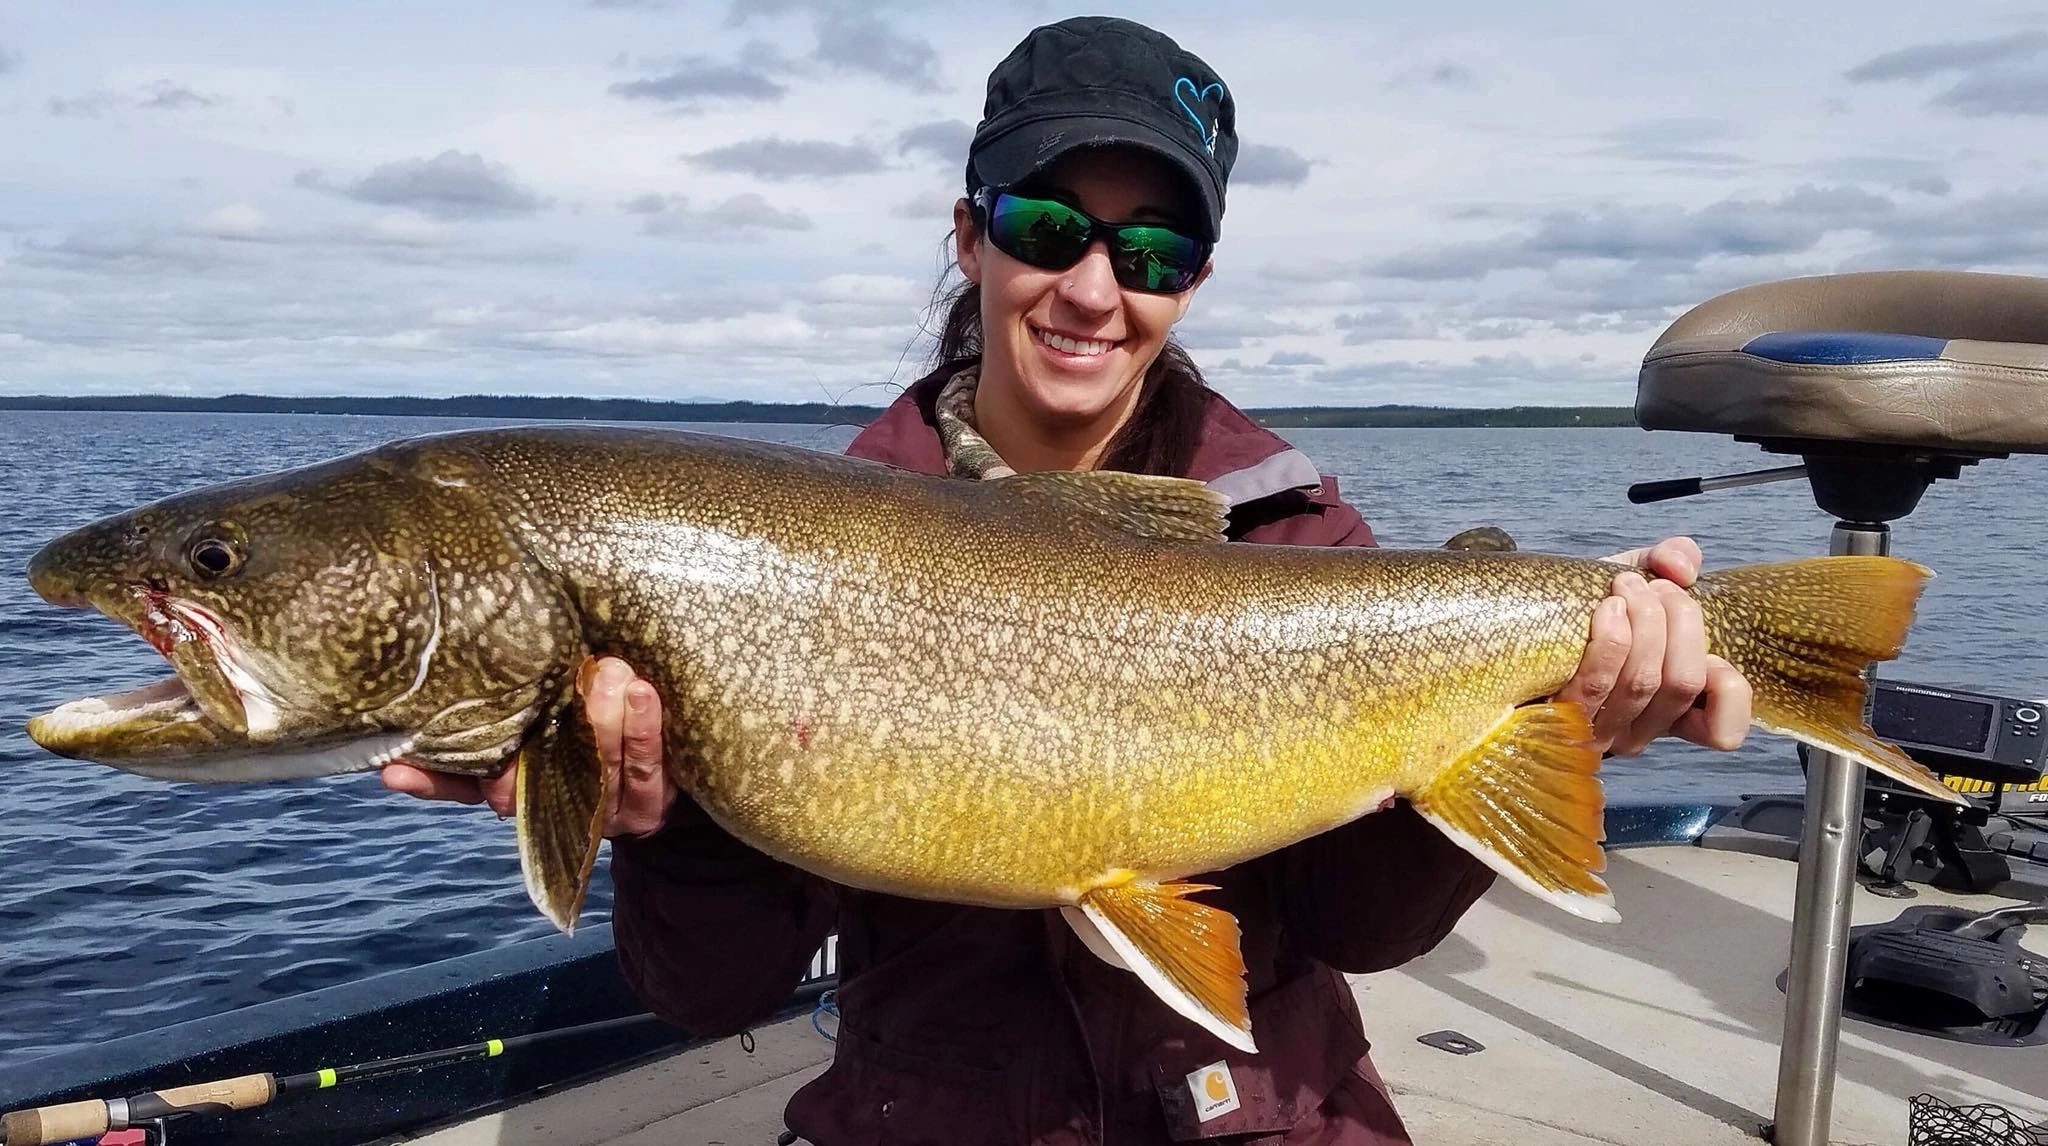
left=0, top=394, right=1640, bottom=429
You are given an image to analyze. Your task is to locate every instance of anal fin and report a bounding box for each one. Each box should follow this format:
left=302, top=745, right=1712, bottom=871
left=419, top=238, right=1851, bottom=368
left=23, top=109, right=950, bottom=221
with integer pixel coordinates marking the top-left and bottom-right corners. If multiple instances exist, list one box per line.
left=1071, top=880, right=1254, bottom=1052
left=1060, top=906, right=1130, bottom=971
left=514, top=660, right=608, bottom=933
left=1412, top=701, right=1617, bottom=923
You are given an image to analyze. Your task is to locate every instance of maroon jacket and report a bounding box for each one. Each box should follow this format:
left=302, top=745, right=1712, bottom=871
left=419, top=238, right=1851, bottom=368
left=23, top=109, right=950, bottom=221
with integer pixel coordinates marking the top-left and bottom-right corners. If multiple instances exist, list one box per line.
left=611, top=371, right=1496, bottom=1145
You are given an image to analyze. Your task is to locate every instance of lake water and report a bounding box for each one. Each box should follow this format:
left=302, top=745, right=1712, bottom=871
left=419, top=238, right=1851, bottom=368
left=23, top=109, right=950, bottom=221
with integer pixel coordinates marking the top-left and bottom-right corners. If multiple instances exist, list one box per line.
left=1, top=411, right=2043, bottom=1070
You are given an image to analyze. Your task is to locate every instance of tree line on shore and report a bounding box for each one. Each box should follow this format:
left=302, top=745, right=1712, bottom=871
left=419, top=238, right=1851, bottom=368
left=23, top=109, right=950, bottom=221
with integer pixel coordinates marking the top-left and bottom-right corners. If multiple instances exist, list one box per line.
left=0, top=393, right=1639, bottom=428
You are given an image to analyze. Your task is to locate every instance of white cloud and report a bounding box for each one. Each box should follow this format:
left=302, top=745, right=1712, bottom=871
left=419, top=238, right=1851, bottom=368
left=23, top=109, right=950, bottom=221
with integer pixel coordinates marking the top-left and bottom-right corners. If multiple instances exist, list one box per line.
left=624, top=192, right=813, bottom=237
left=683, top=136, right=887, bottom=180
left=354, top=212, right=453, bottom=249
left=5, top=1, right=2048, bottom=406
left=1232, top=143, right=1312, bottom=189
left=297, top=152, right=549, bottom=220
left=896, top=119, right=972, bottom=162
left=608, top=57, right=788, bottom=109
left=193, top=203, right=274, bottom=242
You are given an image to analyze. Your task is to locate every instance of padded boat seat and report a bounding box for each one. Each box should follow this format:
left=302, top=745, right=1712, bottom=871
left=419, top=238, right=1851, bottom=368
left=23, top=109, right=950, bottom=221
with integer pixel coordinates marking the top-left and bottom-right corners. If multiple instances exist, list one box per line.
left=1636, top=271, right=2048, bottom=455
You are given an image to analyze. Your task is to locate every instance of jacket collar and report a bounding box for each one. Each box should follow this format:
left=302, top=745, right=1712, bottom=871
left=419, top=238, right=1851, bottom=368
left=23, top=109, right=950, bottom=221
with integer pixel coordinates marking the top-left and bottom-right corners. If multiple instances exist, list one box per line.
left=847, top=366, right=1327, bottom=509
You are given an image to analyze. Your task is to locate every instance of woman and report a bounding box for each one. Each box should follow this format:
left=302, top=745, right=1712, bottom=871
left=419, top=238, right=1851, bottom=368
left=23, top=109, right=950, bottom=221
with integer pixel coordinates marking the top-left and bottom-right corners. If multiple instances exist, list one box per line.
left=386, top=16, right=1751, bottom=1144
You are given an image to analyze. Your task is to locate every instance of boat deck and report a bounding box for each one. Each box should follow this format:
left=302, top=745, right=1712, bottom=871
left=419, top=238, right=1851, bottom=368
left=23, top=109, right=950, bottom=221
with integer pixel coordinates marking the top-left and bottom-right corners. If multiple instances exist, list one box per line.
left=408, top=847, right=2047, bottom=1145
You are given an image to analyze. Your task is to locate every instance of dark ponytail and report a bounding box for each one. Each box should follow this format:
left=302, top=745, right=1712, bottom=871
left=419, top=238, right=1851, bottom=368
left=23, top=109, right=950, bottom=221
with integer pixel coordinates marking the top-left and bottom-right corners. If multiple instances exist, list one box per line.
left=923, top=227, right=1212, bottom=479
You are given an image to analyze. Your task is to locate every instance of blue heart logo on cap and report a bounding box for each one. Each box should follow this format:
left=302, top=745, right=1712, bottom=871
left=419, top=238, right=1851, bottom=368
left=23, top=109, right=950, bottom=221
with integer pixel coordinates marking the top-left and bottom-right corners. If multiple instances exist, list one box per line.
left=1173, top=76, right=1225, bottom=156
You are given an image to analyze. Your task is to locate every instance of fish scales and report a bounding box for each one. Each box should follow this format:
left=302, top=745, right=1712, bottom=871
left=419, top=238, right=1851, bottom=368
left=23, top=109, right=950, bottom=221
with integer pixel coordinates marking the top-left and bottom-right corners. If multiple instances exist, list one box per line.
left=456, top=430, right=1604, bottom=902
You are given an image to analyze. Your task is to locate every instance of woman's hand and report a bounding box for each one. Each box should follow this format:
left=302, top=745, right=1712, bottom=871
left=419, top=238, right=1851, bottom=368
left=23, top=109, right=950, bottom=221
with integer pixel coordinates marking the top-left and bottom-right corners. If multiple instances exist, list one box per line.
left=1552, top=536, right=1754, bottom=757
left=380, top=657, right=677, bottom=838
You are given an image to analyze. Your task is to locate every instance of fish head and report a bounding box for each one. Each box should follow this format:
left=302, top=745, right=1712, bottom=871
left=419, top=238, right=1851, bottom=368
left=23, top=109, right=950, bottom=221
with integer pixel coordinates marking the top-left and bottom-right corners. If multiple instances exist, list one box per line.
left=25, top=440, right=578, bottom=782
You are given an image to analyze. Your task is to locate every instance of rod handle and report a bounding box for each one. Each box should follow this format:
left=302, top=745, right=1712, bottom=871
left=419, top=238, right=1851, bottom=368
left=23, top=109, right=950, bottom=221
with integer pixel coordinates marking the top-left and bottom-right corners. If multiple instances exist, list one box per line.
left=2, top=1099, right=109, bottom=1146
left=128, top=1073, right=278, bottom=1122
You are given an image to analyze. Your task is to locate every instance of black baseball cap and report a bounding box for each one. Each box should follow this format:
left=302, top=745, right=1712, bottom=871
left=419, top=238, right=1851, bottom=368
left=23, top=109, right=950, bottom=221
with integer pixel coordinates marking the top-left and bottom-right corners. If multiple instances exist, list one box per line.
left=966, top=16, right=1237, bottom=241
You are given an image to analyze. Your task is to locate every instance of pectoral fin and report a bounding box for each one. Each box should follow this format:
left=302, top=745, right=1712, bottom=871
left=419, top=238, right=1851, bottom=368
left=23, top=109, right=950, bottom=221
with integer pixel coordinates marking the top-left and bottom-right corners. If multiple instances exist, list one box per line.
left=514, top=667, right=608, bottom=933
left=1411, top=701, right=1616, bottom=923
left=1070, top=880, right=1254, bottom=1053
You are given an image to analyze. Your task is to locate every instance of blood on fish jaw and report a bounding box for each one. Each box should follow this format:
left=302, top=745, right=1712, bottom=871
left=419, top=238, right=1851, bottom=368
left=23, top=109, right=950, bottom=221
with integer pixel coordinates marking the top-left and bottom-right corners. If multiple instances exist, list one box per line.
left=138, top=587, right=200, bottom=658
left=114, top=587, right=285, bottom=739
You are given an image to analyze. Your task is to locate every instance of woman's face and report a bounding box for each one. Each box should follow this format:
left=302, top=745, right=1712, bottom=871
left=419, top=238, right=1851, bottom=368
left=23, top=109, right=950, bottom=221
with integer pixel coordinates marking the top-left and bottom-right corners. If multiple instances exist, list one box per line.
left=954, top=148, right=1211, bottom=434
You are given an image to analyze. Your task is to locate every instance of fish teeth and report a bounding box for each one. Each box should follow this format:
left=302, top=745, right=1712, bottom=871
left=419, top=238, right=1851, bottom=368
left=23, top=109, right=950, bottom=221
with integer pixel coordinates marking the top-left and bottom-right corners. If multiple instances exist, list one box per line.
left=35, top=677, right=195, bottom=734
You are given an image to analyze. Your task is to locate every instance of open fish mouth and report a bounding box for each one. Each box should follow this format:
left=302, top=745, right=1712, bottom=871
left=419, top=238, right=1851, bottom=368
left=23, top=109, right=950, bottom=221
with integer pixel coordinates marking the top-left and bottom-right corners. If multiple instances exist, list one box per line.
left=29, top=587, right=252, bottom=747
left=29, top=668, right=418, bottom=783
left=32, top=674, right=203, bottom=740
left=26, top=595, right=416, bottom=783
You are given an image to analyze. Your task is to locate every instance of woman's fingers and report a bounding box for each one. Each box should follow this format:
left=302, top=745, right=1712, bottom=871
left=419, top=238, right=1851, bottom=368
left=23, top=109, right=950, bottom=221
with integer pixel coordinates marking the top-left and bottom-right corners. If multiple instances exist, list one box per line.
left=480, top=765, right=518, bottom=818
left=383, top=654, right=661, bottom=829
left=1555, top=596, right=1632, bottom=721
left=578, top=656, right=673, bottom=837
left=381, top=763, right=486, bottom=804
left=611, top=681, right=672, bottom=837
left=1592, top=571, right=1667, bottom=753
left=1636, top=537, right=1702, bottom=587
left=1669, top=655, right=1753, bottom=751
left=582, top=657, right=633, bottom=820
left=1611, top=579, right=1707, bottom=756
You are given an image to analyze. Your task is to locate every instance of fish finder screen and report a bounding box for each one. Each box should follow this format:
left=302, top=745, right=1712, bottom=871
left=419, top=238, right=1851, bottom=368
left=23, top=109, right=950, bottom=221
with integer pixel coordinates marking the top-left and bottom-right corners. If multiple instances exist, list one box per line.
left=1871, top=689, right=1992, bottom=753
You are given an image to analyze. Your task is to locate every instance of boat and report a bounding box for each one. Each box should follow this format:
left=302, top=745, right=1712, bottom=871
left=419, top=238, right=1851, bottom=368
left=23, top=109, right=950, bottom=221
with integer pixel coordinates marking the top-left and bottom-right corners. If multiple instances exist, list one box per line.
left=3, top=270, right=2046, bottom=1145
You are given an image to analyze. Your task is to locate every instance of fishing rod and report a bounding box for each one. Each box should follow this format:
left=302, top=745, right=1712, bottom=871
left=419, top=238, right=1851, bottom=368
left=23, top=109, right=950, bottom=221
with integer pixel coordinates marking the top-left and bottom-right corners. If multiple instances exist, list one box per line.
left=0, top=1013, right=666, bottom=1146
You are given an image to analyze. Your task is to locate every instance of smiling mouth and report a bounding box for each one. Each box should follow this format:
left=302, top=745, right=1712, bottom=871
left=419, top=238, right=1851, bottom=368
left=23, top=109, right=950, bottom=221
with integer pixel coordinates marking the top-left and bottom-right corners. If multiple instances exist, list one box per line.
left=1032, top=324, right=1118, bottom=358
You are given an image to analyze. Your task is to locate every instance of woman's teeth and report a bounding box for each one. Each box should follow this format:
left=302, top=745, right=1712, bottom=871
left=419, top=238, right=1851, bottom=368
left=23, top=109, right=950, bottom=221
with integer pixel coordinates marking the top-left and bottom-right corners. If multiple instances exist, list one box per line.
left=1036, top=328, right=1113, bottom=356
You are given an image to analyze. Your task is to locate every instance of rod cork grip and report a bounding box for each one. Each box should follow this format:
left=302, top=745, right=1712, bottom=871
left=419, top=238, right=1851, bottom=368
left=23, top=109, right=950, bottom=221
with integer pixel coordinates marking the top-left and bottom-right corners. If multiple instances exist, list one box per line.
left=147, top=1073, right=277, bottom=1114
left=2, top=1099, right=111, bottom=1146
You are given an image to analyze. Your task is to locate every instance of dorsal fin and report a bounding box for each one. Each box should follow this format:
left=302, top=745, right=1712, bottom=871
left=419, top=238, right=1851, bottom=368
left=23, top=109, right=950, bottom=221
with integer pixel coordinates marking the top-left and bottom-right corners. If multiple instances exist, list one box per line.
left=998, top=470, right=1230, bottom=543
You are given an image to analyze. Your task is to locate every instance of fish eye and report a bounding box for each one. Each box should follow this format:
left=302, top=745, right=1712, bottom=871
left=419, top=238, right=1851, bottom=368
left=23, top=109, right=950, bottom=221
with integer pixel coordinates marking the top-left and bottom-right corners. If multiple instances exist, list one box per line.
left=187, top=536, right=244, bottom=579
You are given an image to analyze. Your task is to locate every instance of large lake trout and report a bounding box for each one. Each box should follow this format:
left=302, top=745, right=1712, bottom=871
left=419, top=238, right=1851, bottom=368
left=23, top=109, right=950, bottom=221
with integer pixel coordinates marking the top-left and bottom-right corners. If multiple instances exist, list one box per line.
left=24, top=426, right=1958, bottom=1051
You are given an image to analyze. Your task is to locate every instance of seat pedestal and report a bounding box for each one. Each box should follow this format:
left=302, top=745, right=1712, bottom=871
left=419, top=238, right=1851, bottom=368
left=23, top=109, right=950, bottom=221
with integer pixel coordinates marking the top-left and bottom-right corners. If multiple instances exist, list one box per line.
left=1768, top=518, right=1883, bottom=1146
left=1633, top=270, right=2048, bottom=1146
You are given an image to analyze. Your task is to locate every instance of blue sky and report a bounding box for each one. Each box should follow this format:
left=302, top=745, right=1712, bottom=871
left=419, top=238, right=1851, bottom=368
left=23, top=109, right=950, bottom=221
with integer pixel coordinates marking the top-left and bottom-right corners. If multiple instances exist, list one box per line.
left=3, top=1, right=2047, bottom=405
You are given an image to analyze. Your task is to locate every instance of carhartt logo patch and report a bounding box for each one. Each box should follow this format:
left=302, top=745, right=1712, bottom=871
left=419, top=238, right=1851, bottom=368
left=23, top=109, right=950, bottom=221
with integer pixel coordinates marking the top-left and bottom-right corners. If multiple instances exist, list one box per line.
left=1186, top=1061, right=1240, bottom=1122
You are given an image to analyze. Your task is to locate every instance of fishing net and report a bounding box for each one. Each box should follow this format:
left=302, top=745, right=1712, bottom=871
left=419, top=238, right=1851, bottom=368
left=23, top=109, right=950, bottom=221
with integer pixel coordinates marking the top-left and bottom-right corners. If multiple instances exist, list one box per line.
left=1908, top=1094, right=2048, bottom=1146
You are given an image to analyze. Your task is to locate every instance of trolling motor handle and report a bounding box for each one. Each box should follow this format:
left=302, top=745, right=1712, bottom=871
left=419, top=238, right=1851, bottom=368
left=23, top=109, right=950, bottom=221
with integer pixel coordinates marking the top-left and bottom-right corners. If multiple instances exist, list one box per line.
left=0, top=1074, right=275, bottom=1146
left=1627, top=464, right=1810, bottom=504
left=1628, top=478, right=1707, bottom=504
